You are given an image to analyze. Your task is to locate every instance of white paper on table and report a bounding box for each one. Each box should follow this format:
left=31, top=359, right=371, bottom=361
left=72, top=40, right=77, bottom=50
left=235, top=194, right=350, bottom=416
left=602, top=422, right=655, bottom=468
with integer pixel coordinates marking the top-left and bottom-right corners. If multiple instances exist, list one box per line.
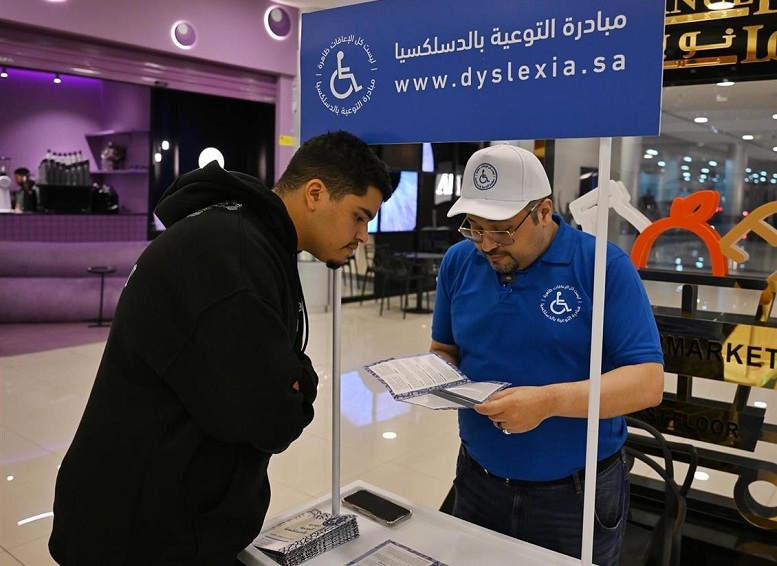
left=345, top=539, right=448, bottom=566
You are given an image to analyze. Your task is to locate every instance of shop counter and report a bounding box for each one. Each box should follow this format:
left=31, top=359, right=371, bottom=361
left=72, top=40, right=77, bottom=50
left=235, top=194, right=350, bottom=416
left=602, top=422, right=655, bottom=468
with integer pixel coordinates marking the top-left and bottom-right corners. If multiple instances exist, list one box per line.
left=239, top=480, right=583, bottom=566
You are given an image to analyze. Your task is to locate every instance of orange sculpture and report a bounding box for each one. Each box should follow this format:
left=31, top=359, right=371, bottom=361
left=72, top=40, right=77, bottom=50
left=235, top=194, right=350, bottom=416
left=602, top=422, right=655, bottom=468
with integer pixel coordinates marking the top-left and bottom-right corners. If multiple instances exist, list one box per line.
left=631, top=190, right=729, bottom=276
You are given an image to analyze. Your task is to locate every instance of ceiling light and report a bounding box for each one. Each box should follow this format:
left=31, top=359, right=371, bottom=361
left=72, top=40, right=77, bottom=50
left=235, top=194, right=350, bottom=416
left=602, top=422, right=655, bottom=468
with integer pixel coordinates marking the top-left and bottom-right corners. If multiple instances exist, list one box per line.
left=683, top=156, right=692, bottom=162
left=0, top=68, right=7, bottom=78
left=198, top=147, right=224, bottom=168
left=643, top=154, right=654, bottom=159
left=694, top=471, right=711, bottom=481
left=717, top=80, right=735, bottom=87
left=265, top=6, right=292, bottom=40
left=772, top=114, right=777, bottom=120
left=171, top=21, right=197, bottom=50
left=646, top=149, right=658, bottom=156
left=382, top=432, right=397, bottom=439
left=708, top=1, right=735, bottom=8
left=709, top=160, right=718, bottom=166
left=694, top=116, right=708, bottom=123
left=53, top=73, right=61, bottom=84
left=742, top=134, right=754, bottom=140
left=773, top=147, right=777, bottom=152
left=657, top=160, right=666, bottom=167
left=161, top=140, right=170, bottom=150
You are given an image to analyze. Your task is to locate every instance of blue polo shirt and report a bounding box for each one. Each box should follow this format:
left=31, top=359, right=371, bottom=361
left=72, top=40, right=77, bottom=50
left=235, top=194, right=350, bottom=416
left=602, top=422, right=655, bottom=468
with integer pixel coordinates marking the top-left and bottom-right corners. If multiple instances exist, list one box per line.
left=431, top=214, right=663, bottom=481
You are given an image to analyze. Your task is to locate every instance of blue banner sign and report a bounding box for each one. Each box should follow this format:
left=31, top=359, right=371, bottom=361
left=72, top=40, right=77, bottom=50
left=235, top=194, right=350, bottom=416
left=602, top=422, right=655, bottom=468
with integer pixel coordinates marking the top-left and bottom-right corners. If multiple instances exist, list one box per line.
left=300, top=0, right=665, bottom=143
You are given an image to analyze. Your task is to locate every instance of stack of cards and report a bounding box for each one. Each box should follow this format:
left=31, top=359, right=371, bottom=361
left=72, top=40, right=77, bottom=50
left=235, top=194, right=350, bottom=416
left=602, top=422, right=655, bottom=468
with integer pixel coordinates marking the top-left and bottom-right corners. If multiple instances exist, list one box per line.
left=253, top=508, right=359, bottom=566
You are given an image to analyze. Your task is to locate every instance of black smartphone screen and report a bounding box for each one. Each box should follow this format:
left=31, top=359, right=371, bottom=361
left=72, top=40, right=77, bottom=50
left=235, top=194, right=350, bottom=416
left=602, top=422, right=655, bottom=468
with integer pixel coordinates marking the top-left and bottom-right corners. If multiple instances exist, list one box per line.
left=342, top=489, right=412, bottom=525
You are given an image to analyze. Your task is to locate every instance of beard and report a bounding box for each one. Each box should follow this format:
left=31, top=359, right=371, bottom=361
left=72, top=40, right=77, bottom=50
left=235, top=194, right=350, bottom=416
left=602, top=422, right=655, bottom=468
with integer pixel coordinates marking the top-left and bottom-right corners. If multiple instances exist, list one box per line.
left=485, top=251, right=519, bottom=274
left=325, top=260, right=344, bottom=270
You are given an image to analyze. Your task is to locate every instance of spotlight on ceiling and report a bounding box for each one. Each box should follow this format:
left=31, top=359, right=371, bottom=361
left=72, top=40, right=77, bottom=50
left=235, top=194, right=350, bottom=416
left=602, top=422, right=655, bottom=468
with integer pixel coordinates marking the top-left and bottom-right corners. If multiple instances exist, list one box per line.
left=265, top=6, right=292, bottom=40
left=171, top=21, right=197, bottom=50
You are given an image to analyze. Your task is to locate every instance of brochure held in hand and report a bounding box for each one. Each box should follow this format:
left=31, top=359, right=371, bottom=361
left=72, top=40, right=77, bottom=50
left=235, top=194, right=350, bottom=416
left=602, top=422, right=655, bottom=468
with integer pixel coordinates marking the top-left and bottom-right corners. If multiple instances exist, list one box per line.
left=364, top=353, right=509, bottom=409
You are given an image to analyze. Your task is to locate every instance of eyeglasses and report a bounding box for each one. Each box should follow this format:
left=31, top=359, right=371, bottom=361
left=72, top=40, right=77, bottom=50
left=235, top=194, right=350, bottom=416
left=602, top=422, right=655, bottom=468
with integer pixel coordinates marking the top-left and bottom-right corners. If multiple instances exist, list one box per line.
left=458, top=202, right=540, bottom=246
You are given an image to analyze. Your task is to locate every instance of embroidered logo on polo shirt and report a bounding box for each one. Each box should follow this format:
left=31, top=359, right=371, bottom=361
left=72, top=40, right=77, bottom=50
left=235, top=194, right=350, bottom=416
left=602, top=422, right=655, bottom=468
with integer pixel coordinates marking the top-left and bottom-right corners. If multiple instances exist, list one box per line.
left=540, top=284, right=582, bottom=323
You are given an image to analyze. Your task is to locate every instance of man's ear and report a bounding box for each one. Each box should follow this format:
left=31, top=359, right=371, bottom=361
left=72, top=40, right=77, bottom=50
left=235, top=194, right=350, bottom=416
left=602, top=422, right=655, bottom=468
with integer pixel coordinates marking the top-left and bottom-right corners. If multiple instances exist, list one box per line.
left=539, top=198, right=554, bottom=222
left=304, top=179, right=327, bottom=210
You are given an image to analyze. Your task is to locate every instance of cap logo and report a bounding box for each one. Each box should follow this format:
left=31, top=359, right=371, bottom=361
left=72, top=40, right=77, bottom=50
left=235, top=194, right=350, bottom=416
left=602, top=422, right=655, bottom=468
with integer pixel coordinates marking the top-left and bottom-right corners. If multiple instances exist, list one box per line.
left=473, top=162, right=497, bottom=191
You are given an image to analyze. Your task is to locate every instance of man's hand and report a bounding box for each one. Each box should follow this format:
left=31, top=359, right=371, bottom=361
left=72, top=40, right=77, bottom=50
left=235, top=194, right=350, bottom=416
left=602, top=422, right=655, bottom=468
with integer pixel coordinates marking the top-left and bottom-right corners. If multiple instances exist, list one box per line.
left=474, top=386, right=553, bottom=434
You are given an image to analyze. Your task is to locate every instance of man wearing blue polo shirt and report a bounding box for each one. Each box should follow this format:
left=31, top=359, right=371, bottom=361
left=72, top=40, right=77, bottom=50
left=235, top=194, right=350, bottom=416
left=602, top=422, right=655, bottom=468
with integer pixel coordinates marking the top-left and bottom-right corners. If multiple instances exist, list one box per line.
left=430, top=144, right=664, bottom=566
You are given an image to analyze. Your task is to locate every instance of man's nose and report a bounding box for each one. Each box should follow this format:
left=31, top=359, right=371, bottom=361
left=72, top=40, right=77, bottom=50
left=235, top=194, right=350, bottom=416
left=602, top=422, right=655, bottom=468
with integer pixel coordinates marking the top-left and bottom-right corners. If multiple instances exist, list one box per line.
left=356, top=225, right=369, bottom=243
left=479, top=237, right=499, bottom=252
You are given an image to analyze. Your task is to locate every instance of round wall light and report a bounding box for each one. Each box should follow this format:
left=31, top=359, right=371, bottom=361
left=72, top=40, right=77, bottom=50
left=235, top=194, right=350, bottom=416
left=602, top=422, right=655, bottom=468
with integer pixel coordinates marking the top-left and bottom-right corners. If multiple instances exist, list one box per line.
left=198, top=147, right=225, bottom=169
left=171, top=21, right=197, bottom=50
left=265, top=6, right=292, bottom=40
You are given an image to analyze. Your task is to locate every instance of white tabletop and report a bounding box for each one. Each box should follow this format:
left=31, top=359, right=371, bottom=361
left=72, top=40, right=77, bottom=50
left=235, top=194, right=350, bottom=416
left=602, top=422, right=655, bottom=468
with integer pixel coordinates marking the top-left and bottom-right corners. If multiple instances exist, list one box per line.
left=239, top=480, right=583, bottom=566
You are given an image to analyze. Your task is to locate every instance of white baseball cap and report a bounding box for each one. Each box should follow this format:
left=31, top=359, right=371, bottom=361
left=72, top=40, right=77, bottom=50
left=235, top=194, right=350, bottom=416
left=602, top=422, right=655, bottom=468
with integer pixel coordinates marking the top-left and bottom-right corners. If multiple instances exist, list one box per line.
left=447, top=144, right=552, bottom=221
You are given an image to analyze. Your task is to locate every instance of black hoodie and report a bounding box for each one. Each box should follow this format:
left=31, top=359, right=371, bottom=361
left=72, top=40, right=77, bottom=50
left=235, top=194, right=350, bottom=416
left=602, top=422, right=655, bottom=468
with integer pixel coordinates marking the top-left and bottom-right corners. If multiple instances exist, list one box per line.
left=50, top=162, right=318, bottom=565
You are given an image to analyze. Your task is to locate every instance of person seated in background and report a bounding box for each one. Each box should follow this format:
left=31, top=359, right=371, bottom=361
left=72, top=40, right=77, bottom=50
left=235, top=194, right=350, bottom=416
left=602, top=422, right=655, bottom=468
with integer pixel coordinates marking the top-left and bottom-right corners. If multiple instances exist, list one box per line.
left=13, top=167, right=38, bottom=212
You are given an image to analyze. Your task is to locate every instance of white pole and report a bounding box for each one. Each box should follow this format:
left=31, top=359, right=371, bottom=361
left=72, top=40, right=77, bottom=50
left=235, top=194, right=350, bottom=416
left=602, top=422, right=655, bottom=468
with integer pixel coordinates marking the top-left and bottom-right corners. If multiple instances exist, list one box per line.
left=580, top=137, right=612, bottom=565
left=331, top=268, right=342, bottom=515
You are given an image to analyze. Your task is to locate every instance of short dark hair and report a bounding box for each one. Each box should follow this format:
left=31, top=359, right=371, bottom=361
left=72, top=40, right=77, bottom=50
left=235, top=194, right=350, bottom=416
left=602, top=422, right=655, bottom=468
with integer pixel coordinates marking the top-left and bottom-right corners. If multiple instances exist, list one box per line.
left=14, top=167, right=30, bottom=177
left=274, top=130, right=393, bottom=202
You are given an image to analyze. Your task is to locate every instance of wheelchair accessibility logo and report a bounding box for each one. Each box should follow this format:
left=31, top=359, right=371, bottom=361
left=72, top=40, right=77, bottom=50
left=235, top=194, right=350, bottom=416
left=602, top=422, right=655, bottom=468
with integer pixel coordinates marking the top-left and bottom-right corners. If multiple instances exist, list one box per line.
left=540, top=284, right=582, bottom=323
left=473, top=163, right=498, bottom=191
left=315, top=35, right=377, bottom=117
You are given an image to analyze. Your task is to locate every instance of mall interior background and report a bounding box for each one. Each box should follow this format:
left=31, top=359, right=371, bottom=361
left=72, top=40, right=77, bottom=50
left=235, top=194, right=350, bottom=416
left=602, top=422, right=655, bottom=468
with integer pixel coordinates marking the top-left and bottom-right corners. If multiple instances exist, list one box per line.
left=1, top=0, right=776, bottom=564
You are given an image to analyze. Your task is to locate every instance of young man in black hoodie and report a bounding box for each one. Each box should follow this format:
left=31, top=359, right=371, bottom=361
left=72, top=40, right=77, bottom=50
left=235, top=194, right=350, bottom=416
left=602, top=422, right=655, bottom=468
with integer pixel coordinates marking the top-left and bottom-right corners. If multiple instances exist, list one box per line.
left=49, top=131, right=393, bottom=566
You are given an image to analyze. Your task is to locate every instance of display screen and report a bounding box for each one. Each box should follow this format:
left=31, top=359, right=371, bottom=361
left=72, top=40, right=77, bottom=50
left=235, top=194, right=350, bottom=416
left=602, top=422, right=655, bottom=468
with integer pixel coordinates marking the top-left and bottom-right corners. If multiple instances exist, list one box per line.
left=379, top=170, right=418, bottom=232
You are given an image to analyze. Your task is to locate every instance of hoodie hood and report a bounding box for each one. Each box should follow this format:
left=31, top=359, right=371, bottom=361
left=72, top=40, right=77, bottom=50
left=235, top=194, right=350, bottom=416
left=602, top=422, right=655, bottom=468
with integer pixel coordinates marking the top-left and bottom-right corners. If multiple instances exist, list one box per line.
left=155, top=161, right=296, bottom=249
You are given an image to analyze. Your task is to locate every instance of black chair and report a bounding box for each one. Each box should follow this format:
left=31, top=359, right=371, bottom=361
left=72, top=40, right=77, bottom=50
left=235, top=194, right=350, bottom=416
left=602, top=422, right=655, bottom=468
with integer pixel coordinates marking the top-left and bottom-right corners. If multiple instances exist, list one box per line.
left=372, top=254, right=426, bottom=319
left=87, top=265, right=116, bottom=327
left=359, top=243, right=390, bottom=303
left=342, top=255, right=357, bottom=296
left=620, top=416, right=699, bottom=566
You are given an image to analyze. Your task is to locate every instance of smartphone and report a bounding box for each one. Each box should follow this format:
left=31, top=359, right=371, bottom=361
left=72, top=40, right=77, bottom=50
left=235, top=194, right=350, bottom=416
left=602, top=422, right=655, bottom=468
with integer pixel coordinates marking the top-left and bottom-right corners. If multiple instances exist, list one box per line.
left=341, top=489, right=412, bottom=526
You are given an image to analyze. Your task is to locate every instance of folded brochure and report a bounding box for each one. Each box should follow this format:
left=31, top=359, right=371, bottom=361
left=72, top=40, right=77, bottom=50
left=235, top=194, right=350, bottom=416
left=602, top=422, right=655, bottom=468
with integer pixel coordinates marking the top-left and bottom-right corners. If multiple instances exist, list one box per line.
left=364, top=353, right=509, bottom=409
left=253, top=508, right=359, bottom=566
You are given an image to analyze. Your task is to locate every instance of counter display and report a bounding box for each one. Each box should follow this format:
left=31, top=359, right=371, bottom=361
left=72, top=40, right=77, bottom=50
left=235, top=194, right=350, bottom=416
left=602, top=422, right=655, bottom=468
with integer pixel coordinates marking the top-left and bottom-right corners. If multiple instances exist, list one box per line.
left=0, top=212, right=147, bottom=241
left=239, top=481, right=581, bottom=566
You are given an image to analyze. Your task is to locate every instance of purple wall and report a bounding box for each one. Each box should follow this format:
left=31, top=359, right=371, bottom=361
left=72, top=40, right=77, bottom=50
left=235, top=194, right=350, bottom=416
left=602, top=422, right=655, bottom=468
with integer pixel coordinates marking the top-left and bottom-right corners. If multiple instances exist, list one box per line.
left=0, top=69, right=102, bottom=176
left=0, top=0, right=299, bottom=181
left=0, top=0, right=298, bottom=77
left=0, top=69, right=149, bottom=185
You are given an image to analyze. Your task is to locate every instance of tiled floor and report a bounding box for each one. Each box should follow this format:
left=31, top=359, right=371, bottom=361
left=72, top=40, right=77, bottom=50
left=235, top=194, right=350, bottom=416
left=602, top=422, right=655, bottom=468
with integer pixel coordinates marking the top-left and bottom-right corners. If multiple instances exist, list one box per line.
left=0, top=300, right=459, bottom=565
left=1, top=279, right=776, bottom=565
